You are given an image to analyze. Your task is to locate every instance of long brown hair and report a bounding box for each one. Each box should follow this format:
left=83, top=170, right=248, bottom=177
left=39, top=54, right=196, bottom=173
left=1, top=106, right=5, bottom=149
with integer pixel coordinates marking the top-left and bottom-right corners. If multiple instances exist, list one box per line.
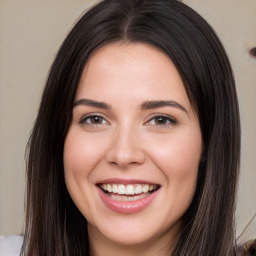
left=21, top=0, right=240, bottom=255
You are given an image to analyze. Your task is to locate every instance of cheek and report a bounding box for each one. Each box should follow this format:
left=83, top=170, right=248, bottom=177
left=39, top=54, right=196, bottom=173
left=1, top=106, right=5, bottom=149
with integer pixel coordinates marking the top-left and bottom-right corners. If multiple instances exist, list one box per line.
left=151, top=132, right=201, bottom=173
left=148, top=129, right=202, bottom=199
left=63, top=129, right=102, bottom=210
left=64, top=129, right=111, bottom=225
left=63, top=130, right=106, bottom=179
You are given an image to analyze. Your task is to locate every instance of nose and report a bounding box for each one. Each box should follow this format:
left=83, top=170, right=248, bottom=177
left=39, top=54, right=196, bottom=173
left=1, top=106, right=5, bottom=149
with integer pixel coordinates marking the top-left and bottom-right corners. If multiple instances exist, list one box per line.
left=105, top=126, right=146, bottom=168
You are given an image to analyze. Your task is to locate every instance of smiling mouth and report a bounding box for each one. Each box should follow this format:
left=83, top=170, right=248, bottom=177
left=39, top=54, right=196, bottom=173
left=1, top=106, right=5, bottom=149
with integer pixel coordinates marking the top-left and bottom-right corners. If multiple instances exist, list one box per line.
left=99, top=183, right=160, bottom=202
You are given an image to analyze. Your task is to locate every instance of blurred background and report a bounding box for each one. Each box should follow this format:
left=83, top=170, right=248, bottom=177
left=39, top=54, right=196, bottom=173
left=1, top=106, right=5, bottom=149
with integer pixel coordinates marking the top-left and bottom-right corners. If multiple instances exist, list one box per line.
left=0, top=0, right=255, bottom=239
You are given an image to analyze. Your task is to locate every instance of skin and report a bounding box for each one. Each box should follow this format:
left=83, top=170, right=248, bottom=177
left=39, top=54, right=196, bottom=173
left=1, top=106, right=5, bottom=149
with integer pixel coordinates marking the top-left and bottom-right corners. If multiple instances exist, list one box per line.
left=63, top=43, right=203, bottom=256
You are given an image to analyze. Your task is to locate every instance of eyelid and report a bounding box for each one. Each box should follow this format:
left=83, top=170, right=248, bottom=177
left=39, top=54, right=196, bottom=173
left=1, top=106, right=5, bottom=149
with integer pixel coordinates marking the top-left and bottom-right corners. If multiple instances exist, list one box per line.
left=145, top=114, right=177, bottom=126
left=78, top=113, right=110, bottom=125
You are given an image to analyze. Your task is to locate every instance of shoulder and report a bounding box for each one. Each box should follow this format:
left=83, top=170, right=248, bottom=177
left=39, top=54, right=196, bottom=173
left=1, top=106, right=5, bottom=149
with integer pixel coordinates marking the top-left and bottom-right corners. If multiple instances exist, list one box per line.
left=0, top=235, right=23, bottom=256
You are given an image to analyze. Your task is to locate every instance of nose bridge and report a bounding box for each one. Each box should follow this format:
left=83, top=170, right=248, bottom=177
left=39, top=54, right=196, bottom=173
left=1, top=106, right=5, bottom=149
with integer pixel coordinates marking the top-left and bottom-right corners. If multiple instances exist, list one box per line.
left=105, top=122, right=145, bottom=167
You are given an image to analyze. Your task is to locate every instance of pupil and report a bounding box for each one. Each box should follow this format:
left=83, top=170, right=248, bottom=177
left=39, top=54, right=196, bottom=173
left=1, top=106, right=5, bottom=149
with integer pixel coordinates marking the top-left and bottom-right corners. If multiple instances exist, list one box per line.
left=92, top=116, right=102, bottom=124
left=156, top=117, right=166, bottom=124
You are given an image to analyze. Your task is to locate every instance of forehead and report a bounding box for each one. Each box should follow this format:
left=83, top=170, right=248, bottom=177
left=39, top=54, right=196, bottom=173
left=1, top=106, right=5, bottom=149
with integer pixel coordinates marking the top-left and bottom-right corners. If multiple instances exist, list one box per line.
left=76, top=43, right=191, bottom=111
left=80, top=42, right=179, bottom=82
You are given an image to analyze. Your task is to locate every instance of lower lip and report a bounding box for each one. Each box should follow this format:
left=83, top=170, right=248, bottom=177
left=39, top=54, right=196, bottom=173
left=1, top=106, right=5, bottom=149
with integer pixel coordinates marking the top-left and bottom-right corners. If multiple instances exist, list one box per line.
left=97, top=186, right=159, bottom=214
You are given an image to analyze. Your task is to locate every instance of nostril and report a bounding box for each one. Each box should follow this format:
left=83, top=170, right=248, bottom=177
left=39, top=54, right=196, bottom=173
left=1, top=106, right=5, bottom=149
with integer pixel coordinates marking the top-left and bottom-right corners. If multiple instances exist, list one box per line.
left=105, top=144, right=146, bottom=167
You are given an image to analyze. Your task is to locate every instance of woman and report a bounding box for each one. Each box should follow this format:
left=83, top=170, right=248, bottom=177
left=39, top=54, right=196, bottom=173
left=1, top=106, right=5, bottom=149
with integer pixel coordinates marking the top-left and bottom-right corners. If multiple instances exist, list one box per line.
left=21, top=0, right=241, bottom=255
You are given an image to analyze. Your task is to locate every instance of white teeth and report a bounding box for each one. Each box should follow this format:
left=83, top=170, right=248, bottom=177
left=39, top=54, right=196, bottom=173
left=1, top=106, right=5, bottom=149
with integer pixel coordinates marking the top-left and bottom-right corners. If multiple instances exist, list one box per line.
left=100, top=183, right=158, bottom=196
left=126, top=185, right=134, bottom=195
left=109, top=193, right=150, bottom=202
left=117, top=184, right=126, bottom=195
left=107, top=184, right=112, bottom=193
left=143, top=184, right=149, bottom=193
left=135, top=185, right=142, bottom=194
left=112, top=184, right=118, bottom=193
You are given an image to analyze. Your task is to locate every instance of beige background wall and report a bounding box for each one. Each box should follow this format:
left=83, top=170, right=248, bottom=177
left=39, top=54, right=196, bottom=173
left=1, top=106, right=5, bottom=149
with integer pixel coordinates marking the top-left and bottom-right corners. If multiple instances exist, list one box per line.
left=0, top=0, right=255, bottom=239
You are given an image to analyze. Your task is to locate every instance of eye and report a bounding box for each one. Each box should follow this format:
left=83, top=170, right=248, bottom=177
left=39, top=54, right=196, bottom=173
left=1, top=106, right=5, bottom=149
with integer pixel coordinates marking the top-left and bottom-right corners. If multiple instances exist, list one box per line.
left=147, top=115, right=177, bottom=126
left=79, top=115, right=108, bottom=126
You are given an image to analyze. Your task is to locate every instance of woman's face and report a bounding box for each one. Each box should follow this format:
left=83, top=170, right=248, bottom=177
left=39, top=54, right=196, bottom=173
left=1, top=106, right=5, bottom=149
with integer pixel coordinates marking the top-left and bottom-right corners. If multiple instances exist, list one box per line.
left=64, top=43, right=202, bottom=249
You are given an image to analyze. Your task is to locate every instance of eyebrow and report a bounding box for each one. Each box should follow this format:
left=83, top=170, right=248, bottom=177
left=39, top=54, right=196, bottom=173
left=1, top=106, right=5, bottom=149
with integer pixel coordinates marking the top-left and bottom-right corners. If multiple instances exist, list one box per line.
left=141, top=100, right=188, bottom=115
left=74, top=99, right=111, bottom=109
left=74, top=98, right=188, bottom=115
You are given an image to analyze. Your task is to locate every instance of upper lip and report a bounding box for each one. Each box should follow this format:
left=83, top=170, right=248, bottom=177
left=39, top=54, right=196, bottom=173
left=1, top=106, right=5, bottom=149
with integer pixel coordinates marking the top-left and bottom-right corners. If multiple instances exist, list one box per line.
left=96, top=178, right=159, bottom=185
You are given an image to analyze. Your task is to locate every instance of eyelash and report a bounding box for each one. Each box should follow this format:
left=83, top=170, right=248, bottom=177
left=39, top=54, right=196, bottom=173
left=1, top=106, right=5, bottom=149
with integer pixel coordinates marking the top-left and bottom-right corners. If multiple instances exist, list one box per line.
left=78, top=114, right=177, bottom=127
left=146, top=115, right=177, bottom=127
left=79, top=114, right=108, bottom=126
